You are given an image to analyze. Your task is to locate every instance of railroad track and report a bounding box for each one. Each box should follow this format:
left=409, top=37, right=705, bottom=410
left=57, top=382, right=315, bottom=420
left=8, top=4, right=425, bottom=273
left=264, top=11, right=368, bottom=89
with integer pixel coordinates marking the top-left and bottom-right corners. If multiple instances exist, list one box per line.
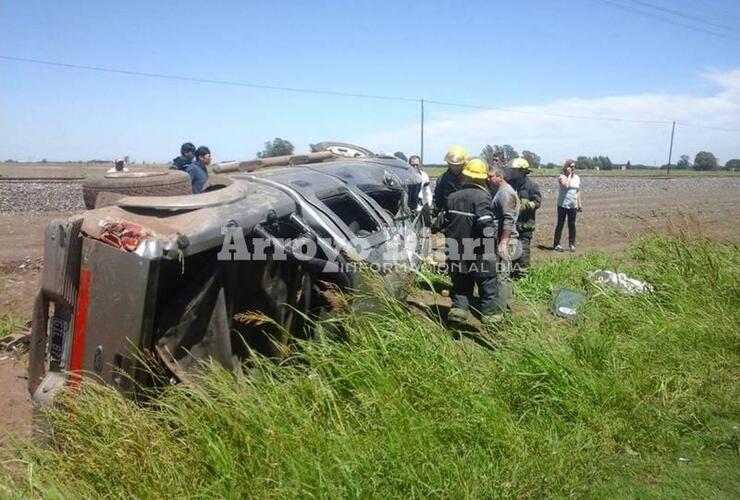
left=0, top=177, right=86, bottom=183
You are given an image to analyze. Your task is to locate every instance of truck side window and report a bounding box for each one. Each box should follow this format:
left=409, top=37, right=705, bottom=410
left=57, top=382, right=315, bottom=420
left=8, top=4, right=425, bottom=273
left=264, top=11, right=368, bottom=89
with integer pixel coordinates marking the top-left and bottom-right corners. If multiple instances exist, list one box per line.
left=320, top=193, right=379, bottom=237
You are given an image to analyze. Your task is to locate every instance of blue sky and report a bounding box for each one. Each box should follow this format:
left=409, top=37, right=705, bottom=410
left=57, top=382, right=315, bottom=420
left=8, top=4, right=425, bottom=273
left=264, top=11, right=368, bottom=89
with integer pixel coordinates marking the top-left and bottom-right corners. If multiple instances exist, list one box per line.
left=1, top=0, right=739, bottom=164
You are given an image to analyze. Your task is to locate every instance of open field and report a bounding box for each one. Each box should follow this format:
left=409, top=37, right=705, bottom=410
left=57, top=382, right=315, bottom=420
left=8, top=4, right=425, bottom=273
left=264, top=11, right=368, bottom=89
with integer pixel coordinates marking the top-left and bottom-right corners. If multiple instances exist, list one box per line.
left=0, top=165, right=738, bottom=497
left=424, top=165, right=740, bottom=178
left=0, top=162, right=168, bottom=180
left=5, top=161, right=739, bottom=182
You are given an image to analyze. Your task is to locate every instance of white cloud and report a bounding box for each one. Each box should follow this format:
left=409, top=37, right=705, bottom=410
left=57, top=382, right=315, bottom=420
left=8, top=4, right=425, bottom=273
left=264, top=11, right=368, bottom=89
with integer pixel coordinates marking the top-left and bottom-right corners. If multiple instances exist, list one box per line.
left=359, top=69, right=740, bottom=165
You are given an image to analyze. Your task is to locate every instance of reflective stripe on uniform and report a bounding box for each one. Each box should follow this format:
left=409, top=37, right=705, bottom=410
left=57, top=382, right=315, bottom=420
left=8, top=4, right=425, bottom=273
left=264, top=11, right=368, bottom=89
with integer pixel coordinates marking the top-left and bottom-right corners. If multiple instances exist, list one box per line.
left=448, top=209, right=475, bottom=217
left=477, top=215, right=493, bottom=222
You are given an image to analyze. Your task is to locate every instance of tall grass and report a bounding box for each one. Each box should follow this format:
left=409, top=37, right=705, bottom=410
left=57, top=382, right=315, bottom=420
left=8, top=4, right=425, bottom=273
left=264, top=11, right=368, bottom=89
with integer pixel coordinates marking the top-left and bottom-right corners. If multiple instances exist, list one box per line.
left=2, top=236, right=739, bottom=498
left=0, top=311, right=24, bottom=340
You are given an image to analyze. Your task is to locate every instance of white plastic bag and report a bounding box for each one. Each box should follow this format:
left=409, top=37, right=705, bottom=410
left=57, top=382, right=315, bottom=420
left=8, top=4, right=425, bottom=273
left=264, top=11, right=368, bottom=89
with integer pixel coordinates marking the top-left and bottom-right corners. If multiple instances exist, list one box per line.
left=588, top=270, right=654, bottom=295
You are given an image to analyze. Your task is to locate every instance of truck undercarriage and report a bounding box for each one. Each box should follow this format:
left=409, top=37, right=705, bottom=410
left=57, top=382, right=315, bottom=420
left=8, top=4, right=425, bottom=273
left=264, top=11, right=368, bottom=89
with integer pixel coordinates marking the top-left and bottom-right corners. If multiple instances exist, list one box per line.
left=29, top=155, right=426, bottom=404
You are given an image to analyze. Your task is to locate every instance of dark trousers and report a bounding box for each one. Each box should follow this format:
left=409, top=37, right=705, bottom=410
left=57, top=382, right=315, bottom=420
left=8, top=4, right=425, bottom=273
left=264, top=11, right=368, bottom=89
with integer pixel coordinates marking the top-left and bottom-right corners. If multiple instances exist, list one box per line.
left=553, top=207, right=577, bottom=247
left=450, top=273, right=497, bottom=315
left=512, top=236, right=531, bottom=278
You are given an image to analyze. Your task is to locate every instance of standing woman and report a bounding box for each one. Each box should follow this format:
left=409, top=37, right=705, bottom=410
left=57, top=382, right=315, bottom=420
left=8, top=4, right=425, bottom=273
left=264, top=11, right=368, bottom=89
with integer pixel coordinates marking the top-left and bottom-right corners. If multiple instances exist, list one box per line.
left=552, top=159, right=583, bottom=252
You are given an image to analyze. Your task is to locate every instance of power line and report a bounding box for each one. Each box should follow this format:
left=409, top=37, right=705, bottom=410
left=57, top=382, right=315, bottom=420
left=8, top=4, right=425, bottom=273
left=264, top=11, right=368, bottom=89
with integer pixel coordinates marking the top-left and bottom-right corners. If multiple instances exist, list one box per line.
left=624, top=0, right=740, bottom=34
left=592, top=0, right=740, bottom=41
left=0, top=55, right=420, bottom=104
left=674, top=122, right=740, bottom=133
left=0, top=54, right=674, bottom=126
left=2, top=54, right=740, bottom=133
left=692, top=0, right=740, bottom=25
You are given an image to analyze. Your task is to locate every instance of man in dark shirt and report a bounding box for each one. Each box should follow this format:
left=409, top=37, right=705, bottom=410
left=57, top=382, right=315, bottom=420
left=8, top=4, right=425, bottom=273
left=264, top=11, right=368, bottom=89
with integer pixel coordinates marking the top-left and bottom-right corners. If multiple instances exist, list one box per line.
left=506, top=158, right=542, bottom=278
left=186, top=146, right=211, bottom=193
left=171, top=142, right=196, bottom=170
left=433, top=145, right=468, bottom=215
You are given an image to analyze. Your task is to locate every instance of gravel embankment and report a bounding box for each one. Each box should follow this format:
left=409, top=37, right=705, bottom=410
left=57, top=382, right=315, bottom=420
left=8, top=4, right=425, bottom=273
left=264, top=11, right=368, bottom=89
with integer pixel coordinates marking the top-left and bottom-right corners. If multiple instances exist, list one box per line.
left=0, top=181, right=85, bottom=214
left=2, top=176, right=740, bottom=215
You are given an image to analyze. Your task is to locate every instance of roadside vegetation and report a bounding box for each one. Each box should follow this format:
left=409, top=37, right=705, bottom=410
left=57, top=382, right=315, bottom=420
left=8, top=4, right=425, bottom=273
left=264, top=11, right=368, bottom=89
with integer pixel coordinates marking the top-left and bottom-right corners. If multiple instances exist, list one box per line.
left=0, top=312, right=24, bottom=340
left=2, top=235, right=738, bottom=498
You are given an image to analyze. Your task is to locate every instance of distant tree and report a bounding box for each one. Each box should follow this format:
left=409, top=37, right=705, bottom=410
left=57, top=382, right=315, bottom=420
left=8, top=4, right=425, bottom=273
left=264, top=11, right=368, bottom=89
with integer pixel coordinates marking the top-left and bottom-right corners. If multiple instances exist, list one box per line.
left=41, top=158, right=47, bottom=163
left=393, top=151, right=408, bottom=162
left=481, top=144, right=520, bottom=164
left=5, top=159, right=16, bottom=163
left=258, top=138, right=295, bottom=158
left=543, top=162, right=558, bottom=169
left=481, top=145, right=497, bottom=166
left=724, top=159, right=740, bottom=170
left=693, top=151, right=718, bottom=171
left=520, top=150, right=541, bottom=169
left=576, top=156, right=593, bottom=169
left=676, top=154, right=691, bottom=169
left=595, top=155, right=613, bottom=170
left=625, top=160, right=632, bottom=170
left=500, top=144, right=518, bottom=162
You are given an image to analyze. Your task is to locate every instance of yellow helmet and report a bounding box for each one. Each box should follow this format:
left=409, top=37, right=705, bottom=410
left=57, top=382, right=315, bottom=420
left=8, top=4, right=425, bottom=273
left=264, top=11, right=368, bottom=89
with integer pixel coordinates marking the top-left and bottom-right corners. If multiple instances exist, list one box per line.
left=510, top=157, right=531, bottom=173
left=462, top=157, right=489, bottom=180
left=444, top=145, right=469, bottom=166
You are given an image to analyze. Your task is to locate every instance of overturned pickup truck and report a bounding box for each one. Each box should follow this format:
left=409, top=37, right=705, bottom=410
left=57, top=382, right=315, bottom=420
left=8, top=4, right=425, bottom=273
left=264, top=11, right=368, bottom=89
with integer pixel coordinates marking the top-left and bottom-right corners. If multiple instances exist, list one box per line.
left=29, top=146, right=426, bottom=404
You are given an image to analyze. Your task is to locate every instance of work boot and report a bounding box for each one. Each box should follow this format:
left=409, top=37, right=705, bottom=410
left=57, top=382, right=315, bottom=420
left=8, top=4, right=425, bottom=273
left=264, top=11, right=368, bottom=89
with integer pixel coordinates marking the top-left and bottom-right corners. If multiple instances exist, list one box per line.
left=553, top=244, right=564, bottom=252
left=447, top=307, right=468, bottom=325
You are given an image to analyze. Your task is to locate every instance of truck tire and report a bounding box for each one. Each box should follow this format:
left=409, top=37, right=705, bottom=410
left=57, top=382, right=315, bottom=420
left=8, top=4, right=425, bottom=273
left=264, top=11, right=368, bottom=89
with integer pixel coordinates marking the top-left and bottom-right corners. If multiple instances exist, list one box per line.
left=82, top=170, right=193, bottom=209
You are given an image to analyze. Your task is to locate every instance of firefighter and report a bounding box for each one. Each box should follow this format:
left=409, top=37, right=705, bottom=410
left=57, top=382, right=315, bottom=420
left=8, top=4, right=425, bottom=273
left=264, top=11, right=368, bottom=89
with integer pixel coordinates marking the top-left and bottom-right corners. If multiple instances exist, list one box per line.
left=442, top=158, right=497, bottom=324
left=507, top=157, right=542, bottom=278
left=433, top=145, right=468, bottom=215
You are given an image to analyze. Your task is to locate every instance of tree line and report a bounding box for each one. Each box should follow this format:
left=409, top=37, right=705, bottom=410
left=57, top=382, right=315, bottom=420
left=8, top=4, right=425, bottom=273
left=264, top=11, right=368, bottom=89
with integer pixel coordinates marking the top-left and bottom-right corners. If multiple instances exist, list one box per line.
left=7, top=139, right=738, bottom=172
left=661, top=152, right=740, bottom=171
left=254, top=138, right=740, bottom=172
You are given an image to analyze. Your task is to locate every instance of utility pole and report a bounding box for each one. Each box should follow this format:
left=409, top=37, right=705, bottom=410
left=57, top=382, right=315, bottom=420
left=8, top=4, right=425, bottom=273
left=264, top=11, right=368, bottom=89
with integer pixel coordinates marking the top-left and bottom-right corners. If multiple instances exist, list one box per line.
left=667, top=121, right=675, bottom=177
left=420, top=98, right=425, bottom=165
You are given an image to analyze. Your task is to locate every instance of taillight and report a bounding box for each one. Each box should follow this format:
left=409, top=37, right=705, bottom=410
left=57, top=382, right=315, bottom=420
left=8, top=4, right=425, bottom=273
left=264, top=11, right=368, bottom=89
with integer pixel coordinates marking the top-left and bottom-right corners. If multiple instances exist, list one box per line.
left=99, top=221, right=149, bottom=251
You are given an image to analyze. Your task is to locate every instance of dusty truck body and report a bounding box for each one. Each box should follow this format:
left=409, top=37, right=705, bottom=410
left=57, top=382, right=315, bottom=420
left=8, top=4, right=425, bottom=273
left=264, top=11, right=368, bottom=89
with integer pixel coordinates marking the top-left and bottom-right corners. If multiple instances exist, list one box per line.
left=29, top=156, right=424, bottom=403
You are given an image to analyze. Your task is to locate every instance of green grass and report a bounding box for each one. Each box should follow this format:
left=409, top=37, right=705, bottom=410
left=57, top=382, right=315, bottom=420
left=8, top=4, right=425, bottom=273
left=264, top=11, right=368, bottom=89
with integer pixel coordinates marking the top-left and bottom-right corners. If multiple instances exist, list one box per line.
left=2, top=236, right=739, bottom=498
left=0, top=312, right=24, bottom=340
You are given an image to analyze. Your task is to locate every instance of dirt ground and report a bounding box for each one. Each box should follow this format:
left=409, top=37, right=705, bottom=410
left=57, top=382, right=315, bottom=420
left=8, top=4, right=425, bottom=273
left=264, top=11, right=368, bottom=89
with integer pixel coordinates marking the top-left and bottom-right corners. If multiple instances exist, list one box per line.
left=1, top=175, right=739, bottom=445
left=0, top=161, right=165, bottom=179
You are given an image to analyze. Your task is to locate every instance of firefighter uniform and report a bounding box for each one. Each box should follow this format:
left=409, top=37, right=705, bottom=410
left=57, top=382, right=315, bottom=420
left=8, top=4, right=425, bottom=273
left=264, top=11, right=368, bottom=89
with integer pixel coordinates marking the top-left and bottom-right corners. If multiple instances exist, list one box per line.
left=508, top=159, right=542, bottom=278
left=433, top=145, right=468, bottom=215
left=441, top=159, right=497, bottom=322
left=433, top=168, right=464, bottom=214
